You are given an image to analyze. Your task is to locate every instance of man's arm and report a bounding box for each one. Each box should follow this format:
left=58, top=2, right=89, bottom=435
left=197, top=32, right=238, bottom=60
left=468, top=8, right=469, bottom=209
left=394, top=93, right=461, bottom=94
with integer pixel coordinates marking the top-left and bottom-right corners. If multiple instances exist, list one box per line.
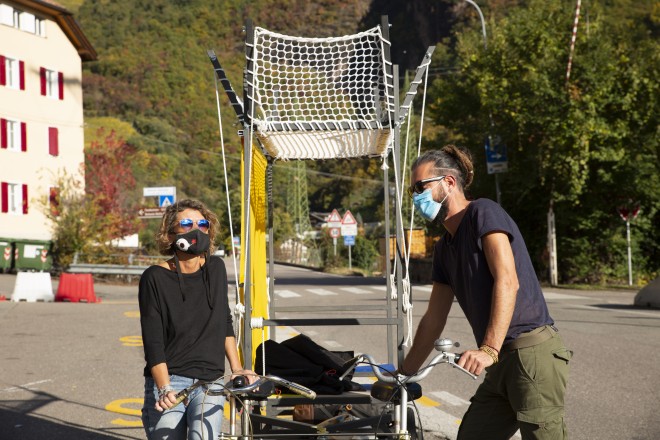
left=458, top=231, right=519, bottom=375
left=401, top=282, right=454, bottom=375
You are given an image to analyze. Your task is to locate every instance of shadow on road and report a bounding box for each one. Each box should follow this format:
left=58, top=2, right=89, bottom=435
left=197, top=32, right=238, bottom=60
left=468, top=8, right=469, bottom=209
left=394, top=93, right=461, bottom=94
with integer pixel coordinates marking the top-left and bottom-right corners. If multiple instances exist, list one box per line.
left=0, top=388, right=142, bottom=440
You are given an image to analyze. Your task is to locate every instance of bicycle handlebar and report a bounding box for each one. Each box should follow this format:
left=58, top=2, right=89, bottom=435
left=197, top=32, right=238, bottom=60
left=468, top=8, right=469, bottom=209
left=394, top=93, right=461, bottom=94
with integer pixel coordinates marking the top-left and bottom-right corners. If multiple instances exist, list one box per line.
left=171, top=374, right=317, bottom=408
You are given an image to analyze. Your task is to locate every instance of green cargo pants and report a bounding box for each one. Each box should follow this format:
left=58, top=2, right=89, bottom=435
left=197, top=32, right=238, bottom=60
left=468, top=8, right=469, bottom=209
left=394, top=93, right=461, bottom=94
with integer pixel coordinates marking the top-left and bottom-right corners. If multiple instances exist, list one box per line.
left=457, top=327, right=572, bottom=440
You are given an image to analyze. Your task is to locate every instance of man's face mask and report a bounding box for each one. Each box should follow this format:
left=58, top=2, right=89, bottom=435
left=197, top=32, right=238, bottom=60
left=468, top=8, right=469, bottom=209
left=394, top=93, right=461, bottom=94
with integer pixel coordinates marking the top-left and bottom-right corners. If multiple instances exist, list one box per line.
left=412, top=183, right=450, bottom=222
left=173, top=228, right=210, bottom=255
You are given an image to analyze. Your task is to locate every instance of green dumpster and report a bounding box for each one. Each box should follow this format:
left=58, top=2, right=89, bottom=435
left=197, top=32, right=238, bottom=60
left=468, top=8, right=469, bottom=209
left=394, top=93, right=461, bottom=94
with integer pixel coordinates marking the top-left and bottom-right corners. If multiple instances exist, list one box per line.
left=0, top=239, right=12, bottom=272
left=13, top=240, right=53, bottom=271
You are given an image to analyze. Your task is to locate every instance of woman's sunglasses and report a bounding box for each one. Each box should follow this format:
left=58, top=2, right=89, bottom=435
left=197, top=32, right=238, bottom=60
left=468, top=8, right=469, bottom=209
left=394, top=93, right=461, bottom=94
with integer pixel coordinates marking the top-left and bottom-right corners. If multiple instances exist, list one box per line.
left=407, top=176, right=446, bottom=198
left=178, top=218, right=210, bottom=232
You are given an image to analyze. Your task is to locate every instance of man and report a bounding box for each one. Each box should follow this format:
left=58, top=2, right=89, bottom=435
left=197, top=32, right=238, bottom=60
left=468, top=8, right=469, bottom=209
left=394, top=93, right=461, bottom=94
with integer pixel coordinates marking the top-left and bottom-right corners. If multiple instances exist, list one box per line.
left=401, top=145, right=572, bottom=439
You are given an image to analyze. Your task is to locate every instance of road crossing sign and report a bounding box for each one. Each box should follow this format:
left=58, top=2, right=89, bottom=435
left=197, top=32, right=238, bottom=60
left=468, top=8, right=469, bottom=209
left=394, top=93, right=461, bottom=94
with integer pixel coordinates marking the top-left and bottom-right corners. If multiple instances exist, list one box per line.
left=327, top=209, right=342, bottom=228
left=341, top=210, right=358, bottom=236
left=159, top=195, right=175, bottom=207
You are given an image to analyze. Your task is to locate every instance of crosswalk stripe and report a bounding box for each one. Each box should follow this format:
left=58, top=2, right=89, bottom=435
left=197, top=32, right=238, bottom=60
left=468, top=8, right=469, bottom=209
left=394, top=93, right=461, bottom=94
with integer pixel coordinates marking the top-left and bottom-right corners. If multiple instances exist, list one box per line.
left=307, top=288, right=337, bottom=296
left=339, top=287, right=372, bottom=294
left=370, top=285, right=387, bottom=291
left=276, top=290, right=301, bottom=298
left=414, top=285, right=433, bottom=292
left=430, top=391, right=470, bottom=406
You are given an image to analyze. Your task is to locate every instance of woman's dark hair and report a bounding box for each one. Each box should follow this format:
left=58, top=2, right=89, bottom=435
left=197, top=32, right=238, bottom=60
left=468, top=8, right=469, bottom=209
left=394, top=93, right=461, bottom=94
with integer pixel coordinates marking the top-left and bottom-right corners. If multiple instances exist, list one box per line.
left=155, top=199, right=219, bottom=256
left=411, top=144, right=474, bottom=190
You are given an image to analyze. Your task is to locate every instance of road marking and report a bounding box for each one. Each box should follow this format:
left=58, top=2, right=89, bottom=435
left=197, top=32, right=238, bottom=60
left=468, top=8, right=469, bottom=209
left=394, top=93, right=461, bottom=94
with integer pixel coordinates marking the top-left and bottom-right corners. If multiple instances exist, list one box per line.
left=339, top=287, right=372, bottom=294
left=414, top=285, right=433, bottom=293
left=120, top=335, right=143, bottom=347
left=124, top=311, right=140, bottom=318
left=307, top=288, right=337, bottom=296
left=417, top=395, right=441, bottom=407
left=1, top=379, right=52, bottom=393
left=370, top=285, right=387, bottom=291
left=322, top=340, right=342, bottom=348
left=542, top=291, right=588, bottom=300
left=416, top=405, right=462, bottom=438
left=430, top=391, right=470, bottom=406
left=276, top=290, right=301, bottom=298
left=105, top=398, right=143, bottom=427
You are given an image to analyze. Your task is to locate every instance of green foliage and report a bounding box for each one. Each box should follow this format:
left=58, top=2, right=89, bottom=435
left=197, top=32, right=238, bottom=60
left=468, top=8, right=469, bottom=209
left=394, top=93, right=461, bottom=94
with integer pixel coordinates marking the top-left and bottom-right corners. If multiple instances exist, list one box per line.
left=73, top=0, right=658, bottom=284
left=352, top=235, right=379, bottom=272
left=39, top=170, right=123, bottom=268
left=427, top=0, right=659, bottom=283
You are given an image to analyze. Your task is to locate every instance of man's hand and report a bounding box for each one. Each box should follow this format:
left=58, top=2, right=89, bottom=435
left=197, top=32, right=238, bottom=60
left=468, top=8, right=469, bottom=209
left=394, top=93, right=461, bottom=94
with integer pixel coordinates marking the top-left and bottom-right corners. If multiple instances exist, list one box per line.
left=457, top=349, right=494, bottom=376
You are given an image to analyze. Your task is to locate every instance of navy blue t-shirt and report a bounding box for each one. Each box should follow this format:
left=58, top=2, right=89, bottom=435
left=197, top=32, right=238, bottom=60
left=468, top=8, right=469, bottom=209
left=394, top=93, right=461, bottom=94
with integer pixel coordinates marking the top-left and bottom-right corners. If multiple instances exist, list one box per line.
left=432, top=198, right=553, bottom=346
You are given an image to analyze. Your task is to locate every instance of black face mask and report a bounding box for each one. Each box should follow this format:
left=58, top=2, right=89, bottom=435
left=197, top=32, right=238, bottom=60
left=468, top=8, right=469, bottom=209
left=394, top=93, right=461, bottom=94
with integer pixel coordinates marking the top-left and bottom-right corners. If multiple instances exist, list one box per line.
left=173, top=229, right=211, bottom=255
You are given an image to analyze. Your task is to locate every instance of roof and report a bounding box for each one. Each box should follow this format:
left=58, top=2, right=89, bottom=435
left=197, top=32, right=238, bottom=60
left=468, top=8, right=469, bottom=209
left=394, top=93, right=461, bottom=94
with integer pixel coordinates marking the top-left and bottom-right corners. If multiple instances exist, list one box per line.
left=10, top=0, right=97, bottom=61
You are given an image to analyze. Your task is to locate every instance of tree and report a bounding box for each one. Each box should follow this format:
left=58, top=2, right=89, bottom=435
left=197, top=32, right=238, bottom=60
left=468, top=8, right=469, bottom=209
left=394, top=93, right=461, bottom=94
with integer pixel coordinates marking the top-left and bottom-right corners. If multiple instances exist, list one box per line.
left=428, top=0, right=659, bottom=283
left=85, top=128, right=140, bottom=239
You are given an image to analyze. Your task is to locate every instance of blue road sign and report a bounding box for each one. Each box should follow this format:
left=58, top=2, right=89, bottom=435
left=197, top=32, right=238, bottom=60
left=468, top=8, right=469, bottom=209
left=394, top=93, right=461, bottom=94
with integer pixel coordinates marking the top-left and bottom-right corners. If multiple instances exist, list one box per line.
left=159, top=195, right=175, bottom=207
left=343, top=235, right=355, bottom=246
left=484, top=135, right=508, bottom=174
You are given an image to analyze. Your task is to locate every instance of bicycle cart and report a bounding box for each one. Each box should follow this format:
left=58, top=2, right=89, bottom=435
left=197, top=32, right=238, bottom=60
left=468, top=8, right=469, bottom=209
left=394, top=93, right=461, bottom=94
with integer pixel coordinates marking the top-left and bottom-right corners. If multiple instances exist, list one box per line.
left=204, top=16, right=471, bottom=439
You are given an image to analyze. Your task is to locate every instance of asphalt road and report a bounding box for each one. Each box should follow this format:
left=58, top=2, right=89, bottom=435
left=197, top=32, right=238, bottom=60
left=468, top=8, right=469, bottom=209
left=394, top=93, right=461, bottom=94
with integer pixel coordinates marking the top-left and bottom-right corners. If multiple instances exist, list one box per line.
left=0, top=262, right=658, bottom=440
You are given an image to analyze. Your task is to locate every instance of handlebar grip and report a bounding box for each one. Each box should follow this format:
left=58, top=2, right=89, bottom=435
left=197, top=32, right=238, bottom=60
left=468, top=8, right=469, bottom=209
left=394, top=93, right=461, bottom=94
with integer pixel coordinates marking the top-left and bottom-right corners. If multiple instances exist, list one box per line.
left=232, top=375, right=248, bottom=388
left=267, top=375, right=317, bottom=399
left=171, top=390, right=189, bottom=408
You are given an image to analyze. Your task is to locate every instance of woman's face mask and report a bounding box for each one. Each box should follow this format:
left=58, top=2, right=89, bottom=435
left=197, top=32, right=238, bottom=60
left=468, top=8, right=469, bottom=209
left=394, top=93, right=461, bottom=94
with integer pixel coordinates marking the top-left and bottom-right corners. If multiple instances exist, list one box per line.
left=173, top=228, right=210, bottom=255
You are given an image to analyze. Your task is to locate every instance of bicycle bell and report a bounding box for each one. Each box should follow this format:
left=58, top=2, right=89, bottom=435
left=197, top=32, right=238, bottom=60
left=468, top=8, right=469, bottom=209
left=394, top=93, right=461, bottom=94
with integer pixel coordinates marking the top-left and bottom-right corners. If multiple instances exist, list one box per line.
left=434, top=338, right=459, bottom=352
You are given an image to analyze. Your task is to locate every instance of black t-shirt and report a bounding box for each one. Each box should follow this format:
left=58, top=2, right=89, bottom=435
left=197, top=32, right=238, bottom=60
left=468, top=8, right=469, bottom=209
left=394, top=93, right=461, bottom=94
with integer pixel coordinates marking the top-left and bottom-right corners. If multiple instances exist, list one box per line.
left=139, top=256, right=235, bottom=380
left=432, top=198, right=552, bottom=345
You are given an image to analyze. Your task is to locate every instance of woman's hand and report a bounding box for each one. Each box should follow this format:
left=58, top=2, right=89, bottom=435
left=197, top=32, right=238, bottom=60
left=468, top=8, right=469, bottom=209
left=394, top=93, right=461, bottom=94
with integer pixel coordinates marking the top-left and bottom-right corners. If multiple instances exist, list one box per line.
left=231, top=369, right=258, bottom=385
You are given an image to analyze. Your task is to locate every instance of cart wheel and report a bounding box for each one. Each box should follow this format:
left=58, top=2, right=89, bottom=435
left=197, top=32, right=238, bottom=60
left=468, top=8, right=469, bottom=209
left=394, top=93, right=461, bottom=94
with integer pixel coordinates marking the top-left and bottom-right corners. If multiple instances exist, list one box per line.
left=407, top=407, right=418, bottom=440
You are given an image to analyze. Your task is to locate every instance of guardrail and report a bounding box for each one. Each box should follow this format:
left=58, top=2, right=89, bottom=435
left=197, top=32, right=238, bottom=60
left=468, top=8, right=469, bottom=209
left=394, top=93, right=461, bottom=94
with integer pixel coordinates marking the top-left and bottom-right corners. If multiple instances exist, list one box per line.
left=67, top=263, right=148, bottom=276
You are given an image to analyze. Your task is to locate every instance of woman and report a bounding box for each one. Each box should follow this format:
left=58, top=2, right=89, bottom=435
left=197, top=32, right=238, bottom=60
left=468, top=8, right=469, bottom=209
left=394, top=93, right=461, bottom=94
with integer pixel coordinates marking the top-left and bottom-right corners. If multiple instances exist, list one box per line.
left=139, top=199, right=254, bottom=440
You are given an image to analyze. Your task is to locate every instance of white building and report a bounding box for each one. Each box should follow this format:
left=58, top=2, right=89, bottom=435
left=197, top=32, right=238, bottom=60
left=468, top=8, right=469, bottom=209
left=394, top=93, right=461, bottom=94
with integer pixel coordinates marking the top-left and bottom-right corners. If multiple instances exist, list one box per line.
left=0, top=0, right=95, bottom=264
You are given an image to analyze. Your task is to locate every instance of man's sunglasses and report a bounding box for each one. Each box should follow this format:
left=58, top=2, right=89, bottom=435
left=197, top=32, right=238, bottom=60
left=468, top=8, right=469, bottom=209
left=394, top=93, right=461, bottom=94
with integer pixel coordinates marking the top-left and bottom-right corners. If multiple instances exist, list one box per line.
left=178, top=218, right=210, bottom=232
left=407, top=176, right=446, bottom=198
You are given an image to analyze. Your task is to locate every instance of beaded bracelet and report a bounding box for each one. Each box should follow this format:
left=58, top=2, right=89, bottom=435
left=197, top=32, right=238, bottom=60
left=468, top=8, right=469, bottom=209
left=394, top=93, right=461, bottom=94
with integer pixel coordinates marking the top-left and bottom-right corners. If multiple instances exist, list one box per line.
left=158, top=384, right=174, bottom=399
left=479, top=345, right=499, bottom=364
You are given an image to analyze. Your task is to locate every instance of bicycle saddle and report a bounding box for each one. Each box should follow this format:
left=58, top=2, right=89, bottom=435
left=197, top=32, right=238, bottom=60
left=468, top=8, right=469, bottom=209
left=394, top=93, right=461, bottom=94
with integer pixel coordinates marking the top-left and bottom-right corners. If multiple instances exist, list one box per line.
left=370, top=380, right=422, bottom=404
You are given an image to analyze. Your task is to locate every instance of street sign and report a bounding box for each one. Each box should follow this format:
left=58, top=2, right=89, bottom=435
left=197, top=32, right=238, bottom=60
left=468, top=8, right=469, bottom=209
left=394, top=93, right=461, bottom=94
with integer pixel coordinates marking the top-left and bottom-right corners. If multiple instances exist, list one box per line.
left=341, top=210, right=358, bottom=236
left=329, top=227, right=340, bottom=238
left=343, top=235, right=355, bottom=246
left=138, top=207, right=167, bottom=219
left=159, top=195, right=175, bottom=207
left=485, top=136, right=508, bottom=175
left=143, top=186, right=176, bottom=197
left=326, top=209, right=342, bottom=228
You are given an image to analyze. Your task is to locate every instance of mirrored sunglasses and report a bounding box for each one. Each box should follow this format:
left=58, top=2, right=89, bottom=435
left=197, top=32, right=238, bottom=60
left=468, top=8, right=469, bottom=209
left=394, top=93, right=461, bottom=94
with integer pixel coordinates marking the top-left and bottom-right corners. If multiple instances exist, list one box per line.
left=178, top=218, right=210, bottom=232
left=407, top=176, right=446, bottom=198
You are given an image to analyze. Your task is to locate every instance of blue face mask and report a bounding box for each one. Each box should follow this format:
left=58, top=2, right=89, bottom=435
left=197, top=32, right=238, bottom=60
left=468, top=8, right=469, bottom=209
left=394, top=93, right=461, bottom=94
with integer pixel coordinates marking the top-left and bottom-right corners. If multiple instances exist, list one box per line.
left=413, top=187, right=449, bottom=222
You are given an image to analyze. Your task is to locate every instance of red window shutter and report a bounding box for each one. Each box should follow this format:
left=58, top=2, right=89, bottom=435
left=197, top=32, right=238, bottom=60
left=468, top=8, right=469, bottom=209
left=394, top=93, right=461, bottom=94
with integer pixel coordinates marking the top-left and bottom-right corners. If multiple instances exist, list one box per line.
left=40, top=67, right=46, bottom=95
left=0, top=119, right=6, bottom=149
left=48, top=127, right=58, bottom=156
left=58, top=71, right=64, bottom=100
left=22, top=184, right=28, bottom=214
left=19, top=60, right=25, bottom=90
left=1, top=182, right=8, bottom=213
left=0, top=55, right=5, bottom=86
left=21, top=122, right=27, bottom=152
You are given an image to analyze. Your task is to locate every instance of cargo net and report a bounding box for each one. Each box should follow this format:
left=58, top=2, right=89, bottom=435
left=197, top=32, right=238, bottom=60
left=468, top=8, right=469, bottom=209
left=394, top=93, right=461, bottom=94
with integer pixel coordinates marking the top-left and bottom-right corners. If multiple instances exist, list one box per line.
left=248, top=26, right=395, bottom=160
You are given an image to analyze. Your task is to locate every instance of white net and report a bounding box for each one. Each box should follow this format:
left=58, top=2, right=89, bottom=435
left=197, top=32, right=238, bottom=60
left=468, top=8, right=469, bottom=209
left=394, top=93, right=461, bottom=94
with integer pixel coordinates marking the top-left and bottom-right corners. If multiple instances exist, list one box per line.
left=247, top=26, right=395, bottom=160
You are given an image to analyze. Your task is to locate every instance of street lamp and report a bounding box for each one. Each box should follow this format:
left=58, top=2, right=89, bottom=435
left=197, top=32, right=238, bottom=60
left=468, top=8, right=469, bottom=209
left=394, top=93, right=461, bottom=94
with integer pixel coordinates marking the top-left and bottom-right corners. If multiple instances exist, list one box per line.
left=464, top=0, right=502, bottom=205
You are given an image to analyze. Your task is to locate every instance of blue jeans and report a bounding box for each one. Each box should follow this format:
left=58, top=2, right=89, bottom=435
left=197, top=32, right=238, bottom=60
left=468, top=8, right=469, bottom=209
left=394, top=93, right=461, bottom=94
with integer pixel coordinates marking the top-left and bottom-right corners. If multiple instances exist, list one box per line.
left=142, top=375, right=226, bottom=440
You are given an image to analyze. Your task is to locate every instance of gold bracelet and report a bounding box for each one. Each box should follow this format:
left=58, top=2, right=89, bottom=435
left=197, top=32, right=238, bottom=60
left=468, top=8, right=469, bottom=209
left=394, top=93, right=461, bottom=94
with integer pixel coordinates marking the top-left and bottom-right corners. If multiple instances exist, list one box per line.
left=479, top=345, right=499, bottom=364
